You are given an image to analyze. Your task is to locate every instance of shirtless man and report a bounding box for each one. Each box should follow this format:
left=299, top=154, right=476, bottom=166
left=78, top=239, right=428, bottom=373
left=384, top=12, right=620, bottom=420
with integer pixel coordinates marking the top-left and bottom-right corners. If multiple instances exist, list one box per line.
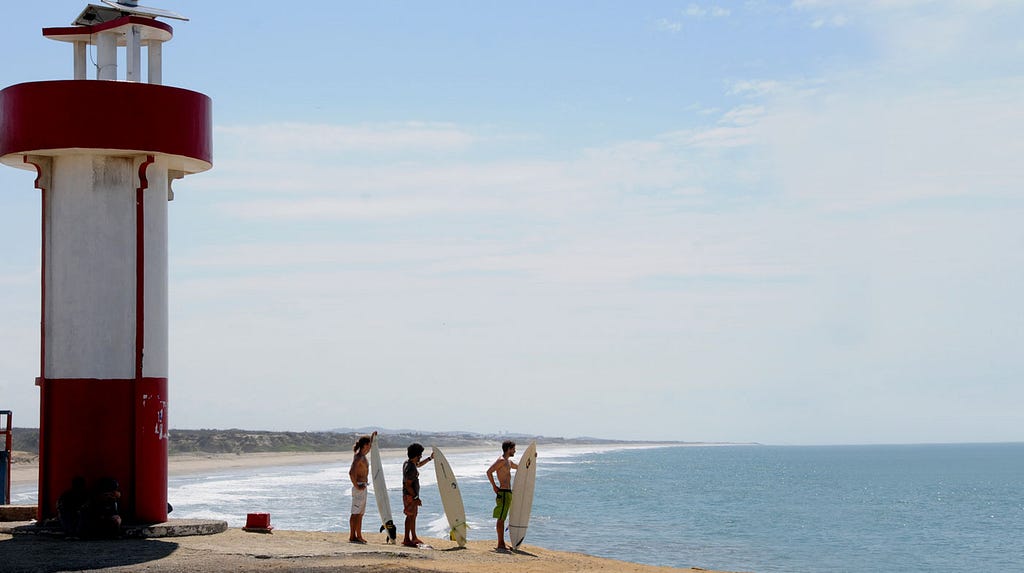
left=348, top=432, right=375, bottom=543
left=486, top=440, right=519, bottom=551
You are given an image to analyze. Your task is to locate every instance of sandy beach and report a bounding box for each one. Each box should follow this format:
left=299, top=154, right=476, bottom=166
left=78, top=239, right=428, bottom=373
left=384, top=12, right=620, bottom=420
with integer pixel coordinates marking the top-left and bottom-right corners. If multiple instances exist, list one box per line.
left=9, top=450, right=371, bottom=488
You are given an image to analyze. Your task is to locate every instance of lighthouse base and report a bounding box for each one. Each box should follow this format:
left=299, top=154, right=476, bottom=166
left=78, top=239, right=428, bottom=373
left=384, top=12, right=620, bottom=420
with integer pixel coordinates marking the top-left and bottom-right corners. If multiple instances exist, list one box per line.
left=38, top=377, right=169, bottom=523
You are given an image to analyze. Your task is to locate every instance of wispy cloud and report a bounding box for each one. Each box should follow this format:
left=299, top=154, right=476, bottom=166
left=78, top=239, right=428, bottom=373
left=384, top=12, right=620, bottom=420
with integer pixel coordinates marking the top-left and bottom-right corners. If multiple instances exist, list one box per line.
left=195, top=105, right=781, bottom=223
left=215, top=122, right=476, bottom=154
left=756, top=81, right=1024, bottom=209
left=728, top=79, right=785, bottom=98
left=684, top=4, right=731, bottom=18
left=810, top=13, right=848, bottom=28
left=720, top=105, right=765, bottom=126
left=790, top=0, right=1022, bottom=59
left=212, top=69, right=1024, bottom=228
left=656, top=2, right=729, bottom=34
left=654, top=18, right=682, bottom=33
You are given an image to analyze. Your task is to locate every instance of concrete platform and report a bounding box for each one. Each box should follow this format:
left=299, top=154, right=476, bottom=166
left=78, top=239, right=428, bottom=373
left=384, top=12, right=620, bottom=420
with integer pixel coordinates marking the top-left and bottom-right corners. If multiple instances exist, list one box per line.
left=0, top=505, right=36, bottom=521
left=0, top=518, right=228, bottom=538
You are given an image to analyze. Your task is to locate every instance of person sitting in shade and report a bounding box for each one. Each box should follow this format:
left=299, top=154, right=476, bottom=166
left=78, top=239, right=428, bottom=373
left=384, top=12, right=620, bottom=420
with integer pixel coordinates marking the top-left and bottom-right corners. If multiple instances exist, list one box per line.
left=56, top=476, right=89, bottom=537
left=79, top=476, right=122, bottom=539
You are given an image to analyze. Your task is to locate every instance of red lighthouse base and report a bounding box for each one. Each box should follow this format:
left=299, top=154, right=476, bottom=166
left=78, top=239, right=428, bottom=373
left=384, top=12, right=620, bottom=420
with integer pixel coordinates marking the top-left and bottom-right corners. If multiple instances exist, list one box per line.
left=38, top=377, right=169, bottom=523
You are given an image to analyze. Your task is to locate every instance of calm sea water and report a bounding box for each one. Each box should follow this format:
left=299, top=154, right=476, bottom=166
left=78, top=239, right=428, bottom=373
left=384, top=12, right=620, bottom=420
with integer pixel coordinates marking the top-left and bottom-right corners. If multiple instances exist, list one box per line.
left=11, top=443, right=1023, bottom=572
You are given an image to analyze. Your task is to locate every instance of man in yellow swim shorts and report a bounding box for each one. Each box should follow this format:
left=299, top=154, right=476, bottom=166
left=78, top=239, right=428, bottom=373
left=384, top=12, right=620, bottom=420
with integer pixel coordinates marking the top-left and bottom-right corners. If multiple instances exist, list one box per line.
left=486, top=441, right=519, bottom=551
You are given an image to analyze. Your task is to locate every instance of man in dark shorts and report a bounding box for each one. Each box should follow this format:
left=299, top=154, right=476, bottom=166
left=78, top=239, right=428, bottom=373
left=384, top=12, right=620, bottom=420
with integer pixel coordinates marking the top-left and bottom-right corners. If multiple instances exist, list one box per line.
left=486, top=440, right=518, bottom=551
left=402, top=443, right=433, bottom=547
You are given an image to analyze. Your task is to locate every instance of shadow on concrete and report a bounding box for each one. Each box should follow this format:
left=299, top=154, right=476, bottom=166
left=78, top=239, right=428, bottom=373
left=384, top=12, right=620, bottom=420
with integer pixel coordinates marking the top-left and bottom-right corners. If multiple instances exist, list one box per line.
left=0, top=535, right=179, bottom=573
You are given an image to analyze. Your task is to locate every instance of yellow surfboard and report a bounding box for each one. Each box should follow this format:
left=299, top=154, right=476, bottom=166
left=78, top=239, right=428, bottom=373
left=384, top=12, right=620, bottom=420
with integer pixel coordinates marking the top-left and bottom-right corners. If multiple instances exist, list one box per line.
left=432, top=446, right=468, bottom=547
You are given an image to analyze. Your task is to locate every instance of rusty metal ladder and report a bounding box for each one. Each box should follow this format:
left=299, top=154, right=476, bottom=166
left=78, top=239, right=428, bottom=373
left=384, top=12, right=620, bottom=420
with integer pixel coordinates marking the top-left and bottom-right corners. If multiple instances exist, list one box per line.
left=0, top=410, right=11, bottom=504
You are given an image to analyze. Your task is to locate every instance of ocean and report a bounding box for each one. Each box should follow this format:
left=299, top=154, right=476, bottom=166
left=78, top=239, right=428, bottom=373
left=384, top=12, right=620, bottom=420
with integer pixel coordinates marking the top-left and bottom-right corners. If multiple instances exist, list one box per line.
left=10, top=442, right=1023, bottom=572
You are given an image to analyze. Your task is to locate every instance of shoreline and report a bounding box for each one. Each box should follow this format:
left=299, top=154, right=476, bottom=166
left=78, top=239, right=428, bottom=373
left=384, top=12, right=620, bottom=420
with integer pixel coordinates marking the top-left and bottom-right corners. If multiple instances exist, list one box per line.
left=9, top=446, right=485, bottom=488
left=9, top=442, right=695, bottom=489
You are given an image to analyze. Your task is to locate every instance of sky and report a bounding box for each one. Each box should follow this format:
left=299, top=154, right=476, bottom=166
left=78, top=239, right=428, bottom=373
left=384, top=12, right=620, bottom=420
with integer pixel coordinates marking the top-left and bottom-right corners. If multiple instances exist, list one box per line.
left=1, top=1, right=1022, bottom=445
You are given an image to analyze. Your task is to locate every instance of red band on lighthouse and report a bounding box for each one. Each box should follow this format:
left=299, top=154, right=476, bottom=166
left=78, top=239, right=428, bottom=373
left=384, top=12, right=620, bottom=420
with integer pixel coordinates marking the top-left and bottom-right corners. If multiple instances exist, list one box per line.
left=0, top=80, right=212, bottom=172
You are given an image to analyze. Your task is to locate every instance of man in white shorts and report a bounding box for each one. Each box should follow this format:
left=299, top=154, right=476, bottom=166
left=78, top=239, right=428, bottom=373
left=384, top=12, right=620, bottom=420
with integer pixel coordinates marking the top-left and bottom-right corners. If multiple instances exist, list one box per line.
left=348, top=432, right=374, bottom=543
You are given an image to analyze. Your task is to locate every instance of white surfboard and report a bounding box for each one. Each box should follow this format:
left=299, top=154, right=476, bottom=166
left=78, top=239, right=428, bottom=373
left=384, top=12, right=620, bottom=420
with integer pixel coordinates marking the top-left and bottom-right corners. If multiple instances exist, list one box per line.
left=508, top=440, right=538, bottom=549
left=431, top=446, right=468, bottom=547
left=370, top=433, right=397, bottom=542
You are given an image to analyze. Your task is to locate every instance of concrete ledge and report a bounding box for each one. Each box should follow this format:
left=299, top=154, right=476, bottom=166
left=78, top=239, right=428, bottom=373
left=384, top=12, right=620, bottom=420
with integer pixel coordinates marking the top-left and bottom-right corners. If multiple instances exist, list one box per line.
left=0, top=520, right=40, bottom=535
left=0, top=505, right=36, bottom=522
left=0, top=518, right=227, bottom=538
left=124, top=519, right=228, bottom=538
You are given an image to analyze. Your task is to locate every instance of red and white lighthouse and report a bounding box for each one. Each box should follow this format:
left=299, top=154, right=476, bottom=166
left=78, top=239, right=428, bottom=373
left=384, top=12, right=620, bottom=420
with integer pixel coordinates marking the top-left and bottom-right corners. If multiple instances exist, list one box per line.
left=0, top=2, right=211, bottom=523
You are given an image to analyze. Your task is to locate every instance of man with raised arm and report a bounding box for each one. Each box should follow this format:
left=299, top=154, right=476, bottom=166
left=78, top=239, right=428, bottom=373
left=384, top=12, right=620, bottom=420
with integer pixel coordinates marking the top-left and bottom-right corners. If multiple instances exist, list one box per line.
left=348, top=431, right=375, bottom=543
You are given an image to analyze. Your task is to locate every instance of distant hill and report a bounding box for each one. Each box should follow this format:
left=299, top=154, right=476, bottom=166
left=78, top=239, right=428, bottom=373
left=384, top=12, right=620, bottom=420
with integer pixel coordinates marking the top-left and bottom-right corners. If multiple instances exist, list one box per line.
left=9, top=427, right=660, bottom=456
left=169, top=428, right=641, bottom=453
left=9, top=428, right=39, bottom=454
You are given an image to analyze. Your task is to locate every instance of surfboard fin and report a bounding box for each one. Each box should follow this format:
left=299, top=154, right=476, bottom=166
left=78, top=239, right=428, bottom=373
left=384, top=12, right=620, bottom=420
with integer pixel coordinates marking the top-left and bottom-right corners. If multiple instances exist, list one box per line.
left=381, top=520, right=397, bottom=542
left=449, top=522, right=468, bottom=541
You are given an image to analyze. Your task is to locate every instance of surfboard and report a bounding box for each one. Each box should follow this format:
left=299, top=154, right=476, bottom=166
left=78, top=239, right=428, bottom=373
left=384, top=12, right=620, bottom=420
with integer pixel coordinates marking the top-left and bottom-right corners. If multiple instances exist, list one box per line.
left=431, top=446, right=468, bottom=547
left=508, top=440, right=538, bottom=550
left=369, top=433, right=397, bottom=543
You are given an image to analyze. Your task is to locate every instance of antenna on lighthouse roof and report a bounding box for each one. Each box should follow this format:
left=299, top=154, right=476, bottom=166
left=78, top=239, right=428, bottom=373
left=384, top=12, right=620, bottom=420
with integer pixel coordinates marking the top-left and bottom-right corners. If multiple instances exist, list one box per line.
left=99, top=0, right=189, bottom=21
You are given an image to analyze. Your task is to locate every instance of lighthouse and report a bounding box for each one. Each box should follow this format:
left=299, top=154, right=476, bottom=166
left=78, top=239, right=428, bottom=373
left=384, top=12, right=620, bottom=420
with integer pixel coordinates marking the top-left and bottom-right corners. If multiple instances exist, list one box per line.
left=0, top=1, right=211, bottom=523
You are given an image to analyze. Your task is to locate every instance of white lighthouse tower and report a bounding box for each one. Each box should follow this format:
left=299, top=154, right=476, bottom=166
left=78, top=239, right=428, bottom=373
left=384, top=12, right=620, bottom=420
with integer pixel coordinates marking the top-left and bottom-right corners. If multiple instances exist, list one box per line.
left=0, top=1, right=211, bottom=523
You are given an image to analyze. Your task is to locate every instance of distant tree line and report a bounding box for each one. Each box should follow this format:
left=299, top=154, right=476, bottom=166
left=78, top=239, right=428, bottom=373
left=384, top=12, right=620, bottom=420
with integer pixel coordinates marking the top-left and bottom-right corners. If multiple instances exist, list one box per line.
left=10, top=428, right=593, bottom=456
left=10, top=428, right=39, bottom=454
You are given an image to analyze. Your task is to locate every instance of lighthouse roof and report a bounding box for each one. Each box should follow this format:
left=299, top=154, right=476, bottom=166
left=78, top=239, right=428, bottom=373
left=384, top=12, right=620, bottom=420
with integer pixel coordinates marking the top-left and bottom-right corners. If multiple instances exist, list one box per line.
left=44, top=14, right=173, bottom=46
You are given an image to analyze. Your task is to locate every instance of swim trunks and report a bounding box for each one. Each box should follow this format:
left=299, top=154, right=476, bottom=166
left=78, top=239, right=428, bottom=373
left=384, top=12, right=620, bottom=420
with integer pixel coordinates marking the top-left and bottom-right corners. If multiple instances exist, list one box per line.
left=351, top=485, right=367, bottom=515
left=493, top=489, right=513, bottom=520
left=403, top=494, right=421, bottom=517
left=402, top=460, right=422, bottom=516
